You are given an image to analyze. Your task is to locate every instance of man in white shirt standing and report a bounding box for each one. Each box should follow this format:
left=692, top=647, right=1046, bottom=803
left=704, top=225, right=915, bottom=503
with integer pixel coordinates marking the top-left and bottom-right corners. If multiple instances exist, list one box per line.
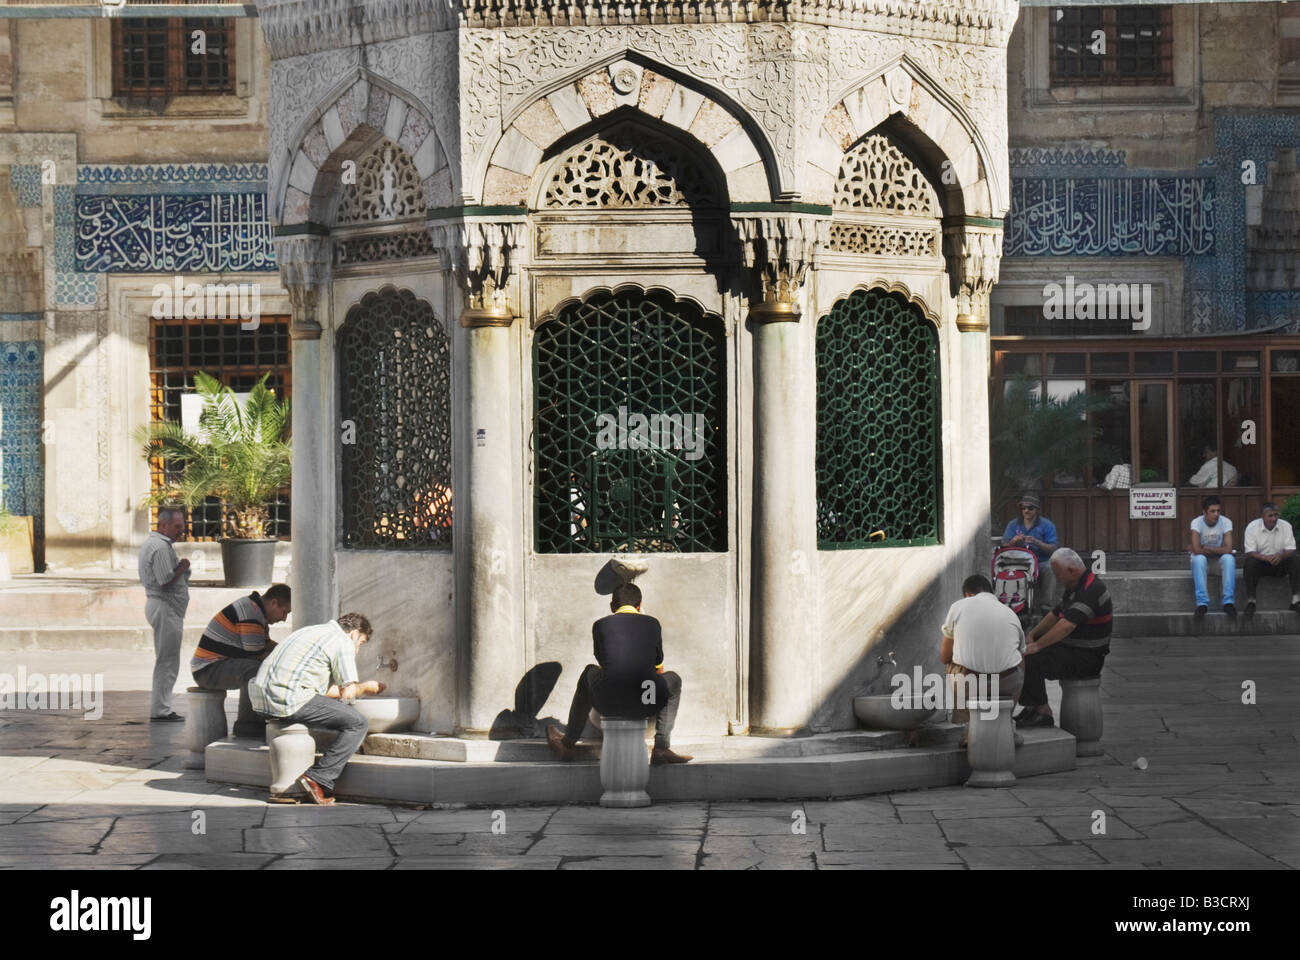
left=1243, top=502, right=1300, bottom=619
left=941, top=574, right=1026, bottom=744
left=1190, top=495, right=1235, bottom=619
left=138, top=507, right=191, bottom=722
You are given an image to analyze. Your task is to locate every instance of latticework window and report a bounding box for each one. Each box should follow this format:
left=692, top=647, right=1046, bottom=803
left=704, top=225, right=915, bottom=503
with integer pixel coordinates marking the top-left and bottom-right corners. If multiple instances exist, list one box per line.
left=829, top=134, right=942, bottom=257
left=534, top=291, right=726, bottom=553
left=112, top=16, right=234, bottom=97
left=1050, top=5, right=1173, bottom=86
left=816, top=290, right=941, bottom=547
left=542, top=124, right=723, bottom=209
left=335, top=139, right=427, bottom=225
left=338, top=288, right=452, bottom=549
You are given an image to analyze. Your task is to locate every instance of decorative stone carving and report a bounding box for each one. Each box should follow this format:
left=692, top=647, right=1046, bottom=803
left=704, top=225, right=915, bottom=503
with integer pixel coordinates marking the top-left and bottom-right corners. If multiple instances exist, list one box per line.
left=835, top=134, right=938, bottom=215
left=335, top=227, right=437, bottom=266
left=335, top=138, right=428, bottom=225
left=942, top=219, right=1003, bottom=330
left=543, top=127, right=722, bottom=209
left=827, top=222, right=938, bottom=257
left=435, top=219, right=524, bottom=321
left=734, top=213, right=828, bottom=319
left=275, top=234, right=332, bottom=336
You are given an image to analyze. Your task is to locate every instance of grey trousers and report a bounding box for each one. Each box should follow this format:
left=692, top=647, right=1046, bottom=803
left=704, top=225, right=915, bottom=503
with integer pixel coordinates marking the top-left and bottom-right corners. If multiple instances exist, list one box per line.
left=947, top=663, right=1024, bottom=724
left=146, top=598, right=186, bottom=717
left=193, top=658, right=263, bottom=735
left=271, top=694, right=369, bottom=791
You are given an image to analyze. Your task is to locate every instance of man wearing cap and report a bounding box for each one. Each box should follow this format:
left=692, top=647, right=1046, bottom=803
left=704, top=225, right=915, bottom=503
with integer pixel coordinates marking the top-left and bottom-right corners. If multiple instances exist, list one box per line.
left=1003, top=495, right=1059, bottom=611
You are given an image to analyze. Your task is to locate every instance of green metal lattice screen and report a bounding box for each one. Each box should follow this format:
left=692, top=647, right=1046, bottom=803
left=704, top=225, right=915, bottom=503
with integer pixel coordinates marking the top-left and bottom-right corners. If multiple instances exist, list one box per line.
left=816, top=289, right=941, bottom=548
left=534, top=290, right=727, bottom=553
left=338, top=287, right=453, bottom=550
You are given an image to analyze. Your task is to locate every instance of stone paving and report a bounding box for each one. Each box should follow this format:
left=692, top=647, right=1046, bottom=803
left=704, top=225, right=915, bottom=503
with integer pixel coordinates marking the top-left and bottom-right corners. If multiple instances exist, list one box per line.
left=0, top=640, right=1297, bottom=869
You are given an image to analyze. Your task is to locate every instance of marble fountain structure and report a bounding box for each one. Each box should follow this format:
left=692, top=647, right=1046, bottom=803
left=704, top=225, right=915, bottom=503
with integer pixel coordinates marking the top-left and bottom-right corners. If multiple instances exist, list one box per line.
left=204, top=0, right=1081, bottom=803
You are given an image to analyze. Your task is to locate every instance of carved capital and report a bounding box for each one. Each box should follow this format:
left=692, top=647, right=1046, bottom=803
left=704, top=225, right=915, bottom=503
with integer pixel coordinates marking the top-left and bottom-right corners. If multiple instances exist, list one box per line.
left=733, top=214, right=829, bottom=322
left=275, top=233, right=331, bottom=335
left=435, top=219, right=524, bottom=323
left=943, top=219, right=1003, bottom=330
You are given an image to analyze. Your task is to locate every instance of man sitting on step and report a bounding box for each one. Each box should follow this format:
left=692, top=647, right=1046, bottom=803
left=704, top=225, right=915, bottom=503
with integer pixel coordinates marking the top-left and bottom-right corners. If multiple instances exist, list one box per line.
left=1242, top=502, right=1300, bottom=620
left=1015, top=548, right=1111, bottom=729
left=547, top=582, right=692, bottom=765
left=1190, top=496, right=1236, bottom=619
left=190, top=583, right=291, bottom=739
left=248, top=612, right=386, bottom=805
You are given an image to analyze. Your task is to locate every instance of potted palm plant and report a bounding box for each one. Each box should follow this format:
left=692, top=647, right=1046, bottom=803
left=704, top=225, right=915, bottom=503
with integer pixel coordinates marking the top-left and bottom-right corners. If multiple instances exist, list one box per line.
left=135, top=372, right=291, bottom=586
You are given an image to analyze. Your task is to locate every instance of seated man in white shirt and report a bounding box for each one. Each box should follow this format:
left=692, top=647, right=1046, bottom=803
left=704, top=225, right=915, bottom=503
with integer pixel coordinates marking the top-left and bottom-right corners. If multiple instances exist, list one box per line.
left=940, top=574, right=1026, bottom=746
left=1190, top=496, right=1235, bottom=618
left=1189, top=444, right=1238, bottom=488
left=1243, top=502, right=1300, bottom=619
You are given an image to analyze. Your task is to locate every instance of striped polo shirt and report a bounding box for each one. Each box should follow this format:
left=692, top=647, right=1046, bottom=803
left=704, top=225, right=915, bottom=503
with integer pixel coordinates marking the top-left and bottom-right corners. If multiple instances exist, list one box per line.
left=248, top=620, right=360, bottom=719
left=190, top=592, right=270, bottom=674
left=1052, top=571, right=1113, bottom=648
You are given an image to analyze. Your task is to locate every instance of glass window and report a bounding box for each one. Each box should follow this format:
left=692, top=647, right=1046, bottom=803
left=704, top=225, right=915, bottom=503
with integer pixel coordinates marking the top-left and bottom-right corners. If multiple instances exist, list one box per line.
left=1047, top=353, right=1086, bottom=375
left=1134, top=352, right=1173, bottom=374
left=1224, top=352, right=1261, bottom=373
left=1091, top=380, right=1131, bottom=487
left=1272, top=350, right=1300, bottom=374
left=1272, top=378, right=1300, bottom=485
left=112, top=18, right=235, bottom=97
left=1050, top=5, right=1174, bottom=87
left=1091, top=353, right=1129, bottom=374
left=1221, top=378, right=1261, bottom=486
left=1046, top=379, right=1086, bottom=404
left=1001, top=353, right=1042, bottom=376
left=1178, top=380, right=1217, bottom=487
left=1137, top=383, right=1171, bottom=483
left=1178, top=351, right=1216, bottom=373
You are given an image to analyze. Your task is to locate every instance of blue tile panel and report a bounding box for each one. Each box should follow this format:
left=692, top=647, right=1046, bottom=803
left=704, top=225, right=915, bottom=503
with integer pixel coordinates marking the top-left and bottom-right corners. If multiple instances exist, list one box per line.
left=9, top=164, right=42, bottom=207
left=0, top=341, right=44, bottom=539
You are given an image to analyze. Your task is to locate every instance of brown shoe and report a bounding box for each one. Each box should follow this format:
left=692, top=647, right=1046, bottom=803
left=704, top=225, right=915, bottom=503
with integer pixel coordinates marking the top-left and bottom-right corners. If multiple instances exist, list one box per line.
left=546, top=724, right=574, bottom=761
left=297, top=774, right=335, bottom=805
left=650, top=746, right=693, bottom=765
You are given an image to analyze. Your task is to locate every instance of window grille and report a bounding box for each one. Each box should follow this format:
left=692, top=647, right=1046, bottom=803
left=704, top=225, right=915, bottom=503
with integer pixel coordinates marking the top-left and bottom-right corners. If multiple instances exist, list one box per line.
left=816, top=290, right=941, bottom=547
left=337, top=288, right=452, bottom=550
left=534, top=290, right=727, bottom=553
left=112, top=14, right=234, bottom=97
left=1050, top=5, right=1173, bottom=87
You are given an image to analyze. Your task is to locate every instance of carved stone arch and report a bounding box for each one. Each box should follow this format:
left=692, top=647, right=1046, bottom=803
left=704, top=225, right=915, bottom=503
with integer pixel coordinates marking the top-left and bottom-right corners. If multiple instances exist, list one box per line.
left=533, top=281, right=719, bottom=332
left=275, top=69, right=451, bottom=227
left=479, top=57, right=775, bottom=206
left=809, top=56, right=1002, bottom=219
left=819, top=279, right=942, bottom=331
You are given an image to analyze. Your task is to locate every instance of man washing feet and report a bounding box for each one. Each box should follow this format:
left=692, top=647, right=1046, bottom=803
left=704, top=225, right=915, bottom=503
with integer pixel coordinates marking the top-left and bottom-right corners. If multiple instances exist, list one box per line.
left=547, top=583, right=692, bottom=765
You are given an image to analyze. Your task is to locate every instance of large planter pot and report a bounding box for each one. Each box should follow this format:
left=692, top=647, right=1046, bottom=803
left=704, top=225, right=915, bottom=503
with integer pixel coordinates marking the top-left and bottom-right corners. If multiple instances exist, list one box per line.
left=0, top=516, right=35, bottom=575
left=219, top=538, right=276, bottom=587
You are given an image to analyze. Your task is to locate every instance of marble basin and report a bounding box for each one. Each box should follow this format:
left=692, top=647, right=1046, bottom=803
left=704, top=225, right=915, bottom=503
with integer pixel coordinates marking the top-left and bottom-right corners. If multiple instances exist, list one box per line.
left=352, top=696, right=420, bottom=733
left=853, top=694, right=938, bottom=731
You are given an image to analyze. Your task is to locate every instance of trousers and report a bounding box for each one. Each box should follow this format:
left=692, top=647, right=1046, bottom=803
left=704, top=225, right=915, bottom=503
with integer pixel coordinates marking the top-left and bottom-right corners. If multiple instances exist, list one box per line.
left=146, top=598, right=186, bottom=717
left=1190, top=552, right=1236, bottom=607
left=269, top=694, right=369, bottom=791
left=563, top=664, right=683, bottom=749
left=1019, top=643, right=1107, bottom=709
left=193, top=658, right=264, bottom=736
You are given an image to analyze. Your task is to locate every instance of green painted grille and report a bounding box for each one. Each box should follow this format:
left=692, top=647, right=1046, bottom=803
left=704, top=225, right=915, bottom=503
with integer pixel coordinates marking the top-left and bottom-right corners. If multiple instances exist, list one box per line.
left=816, top=289, right=941, bottom=548
left=534, top=290, right=727, bottom=553
left=338, top=287, right=453, bottom=550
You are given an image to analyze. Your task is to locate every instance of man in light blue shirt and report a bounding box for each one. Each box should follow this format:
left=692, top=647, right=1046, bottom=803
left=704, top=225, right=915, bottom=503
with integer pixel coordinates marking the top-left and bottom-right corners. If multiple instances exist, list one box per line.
left=1002, top=494, right=1059, bottom=610
left=1190, top=495, right=1235, bottom=618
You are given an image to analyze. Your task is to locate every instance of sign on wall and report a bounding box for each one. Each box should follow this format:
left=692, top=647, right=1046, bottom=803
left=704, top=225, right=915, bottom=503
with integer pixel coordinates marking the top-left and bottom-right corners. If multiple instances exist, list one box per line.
left=1130, top=485, right=1178, bottom=520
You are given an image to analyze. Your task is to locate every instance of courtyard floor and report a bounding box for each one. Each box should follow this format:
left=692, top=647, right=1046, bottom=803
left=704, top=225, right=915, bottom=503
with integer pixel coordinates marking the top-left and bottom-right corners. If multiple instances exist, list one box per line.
left=1, top=638, right=1297, bottom=870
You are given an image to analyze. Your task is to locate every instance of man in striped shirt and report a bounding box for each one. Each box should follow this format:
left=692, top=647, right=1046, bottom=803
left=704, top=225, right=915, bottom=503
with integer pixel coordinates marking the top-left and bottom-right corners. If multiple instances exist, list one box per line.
left=191, top=583, right=291, bottom=738
left=1015, top=547, right=1112, bottom=729
left=248, top=612, right=385, bottom=804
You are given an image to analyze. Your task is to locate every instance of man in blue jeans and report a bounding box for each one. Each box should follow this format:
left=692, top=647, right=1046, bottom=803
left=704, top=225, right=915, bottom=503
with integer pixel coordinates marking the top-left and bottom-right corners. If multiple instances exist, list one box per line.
left=1190, top=495, right=1236, bottom=619
left=248, top=612, right=386, bottom=804
left=1003, top=494, right=1059, bottom=611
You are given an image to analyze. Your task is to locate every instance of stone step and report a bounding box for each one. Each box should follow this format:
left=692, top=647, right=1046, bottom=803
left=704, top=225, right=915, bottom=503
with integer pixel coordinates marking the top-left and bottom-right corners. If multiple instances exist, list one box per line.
left=1111, top=611, right=1299, bottom=638
left=203, top=726, right=1077, bottom=804
left=0, top=579, right=279, bottom=628
left=1102, top=568, right=1295, bottom=613
left=361, top=725, right=962, bottom=762
left=0, top=622, right=294, bottom=652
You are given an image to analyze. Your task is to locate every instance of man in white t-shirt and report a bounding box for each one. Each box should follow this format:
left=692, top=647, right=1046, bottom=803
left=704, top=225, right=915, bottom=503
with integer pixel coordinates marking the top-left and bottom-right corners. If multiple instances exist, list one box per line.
left=1190, top=495, right=1235, bottom=618
left=1243, top=502, right=1300, bottom=619
left=941, top=574, right=1026, bottom=743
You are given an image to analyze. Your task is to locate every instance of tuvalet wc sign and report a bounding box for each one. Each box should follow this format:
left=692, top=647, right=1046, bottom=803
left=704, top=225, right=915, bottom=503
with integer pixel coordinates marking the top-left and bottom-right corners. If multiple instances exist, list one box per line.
left=1130, top=484, right=1177, bottom=520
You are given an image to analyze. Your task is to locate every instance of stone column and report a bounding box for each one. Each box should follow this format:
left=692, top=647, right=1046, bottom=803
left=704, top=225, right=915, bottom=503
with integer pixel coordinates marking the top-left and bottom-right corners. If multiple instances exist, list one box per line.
left=441, top=221, right=525, bottom=738
left=276, top=234, right=332, bottom=625
left=735, top=214, right=827, bottom=736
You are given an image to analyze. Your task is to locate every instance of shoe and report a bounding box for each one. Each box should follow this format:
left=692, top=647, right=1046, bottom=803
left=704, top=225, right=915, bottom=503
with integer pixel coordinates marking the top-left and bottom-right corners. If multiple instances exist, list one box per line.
left=297, top=774, right=335, bottom=805
left=1245, top=599, right=1256, bottom=621
left=1013, top=732, right=1025, bottom=748
left=1292, top=601, right=1300, bottom=616
left=1194, top=605, right=1208, bottom=618
left=1016, top=710, right=1054, bottom=728
left=1224, top=603, right=1237, bottom=619
left=149, top=712, right=185, bottom=723
left=232, top=722, right=266, bottom=739
left=546, top=724, right=574, bottom=761
left=650, top=746, right=693, bottom=765
left=267, top=792, right=300, bottom=804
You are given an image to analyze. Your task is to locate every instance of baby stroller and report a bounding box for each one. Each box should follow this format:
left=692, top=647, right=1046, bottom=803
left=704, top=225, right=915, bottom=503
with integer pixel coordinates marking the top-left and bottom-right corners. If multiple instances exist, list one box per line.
left=992, top=545, right=1039, bottom=628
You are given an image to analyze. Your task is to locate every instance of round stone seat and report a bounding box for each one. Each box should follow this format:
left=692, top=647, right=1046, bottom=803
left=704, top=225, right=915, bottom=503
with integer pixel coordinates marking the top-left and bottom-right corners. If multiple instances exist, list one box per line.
left=597, top=717, right=652, bottom=808
left=184, top=686, right=228, bottom=770
left=1060, top=677, right=1103, bottom=756
left=964, top=698, right=1016, bottom=788
left=266, top=721, right=315, bottom=798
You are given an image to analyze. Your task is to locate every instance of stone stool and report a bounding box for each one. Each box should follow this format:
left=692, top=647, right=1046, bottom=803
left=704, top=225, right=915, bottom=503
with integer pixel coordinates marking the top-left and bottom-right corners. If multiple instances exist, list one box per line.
left=598, top=718, right=652, bottom=808
left=965, top=697, right=1016, bottom=787
left=266, top=721, right=316, bottom=798
left=184, top=687, right=228, bottom=769
left=1060, top=677, right=1103, bottom=756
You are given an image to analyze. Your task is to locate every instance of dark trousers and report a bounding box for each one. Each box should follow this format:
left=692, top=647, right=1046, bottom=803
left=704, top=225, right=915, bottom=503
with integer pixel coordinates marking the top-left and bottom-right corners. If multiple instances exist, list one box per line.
left=562, top=664, right=683, bottom=749
left=1244, top=555, right=1300, bottom=601
left=193, top=658, right=264, bottom=737
left=270, top=694, right=369, bottom=791
left=1019, top=643, right=1107, bottom=709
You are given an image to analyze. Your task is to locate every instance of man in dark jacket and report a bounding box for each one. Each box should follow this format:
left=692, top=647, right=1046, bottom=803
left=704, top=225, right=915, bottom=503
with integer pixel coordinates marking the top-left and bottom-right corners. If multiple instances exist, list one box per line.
left=547, top=582, right=692, bottom=764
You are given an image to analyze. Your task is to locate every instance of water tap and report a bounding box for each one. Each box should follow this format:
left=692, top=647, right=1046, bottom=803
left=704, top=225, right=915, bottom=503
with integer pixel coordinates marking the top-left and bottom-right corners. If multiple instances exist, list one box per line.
left=377, top=653, right=399, bottom=672
left=876, top=650, right=897, bottom=668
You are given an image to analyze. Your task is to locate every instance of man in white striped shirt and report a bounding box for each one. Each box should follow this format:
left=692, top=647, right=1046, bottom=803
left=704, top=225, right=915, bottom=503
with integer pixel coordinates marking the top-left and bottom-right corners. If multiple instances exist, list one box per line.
left=138, top=507, right=191, bottom=722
